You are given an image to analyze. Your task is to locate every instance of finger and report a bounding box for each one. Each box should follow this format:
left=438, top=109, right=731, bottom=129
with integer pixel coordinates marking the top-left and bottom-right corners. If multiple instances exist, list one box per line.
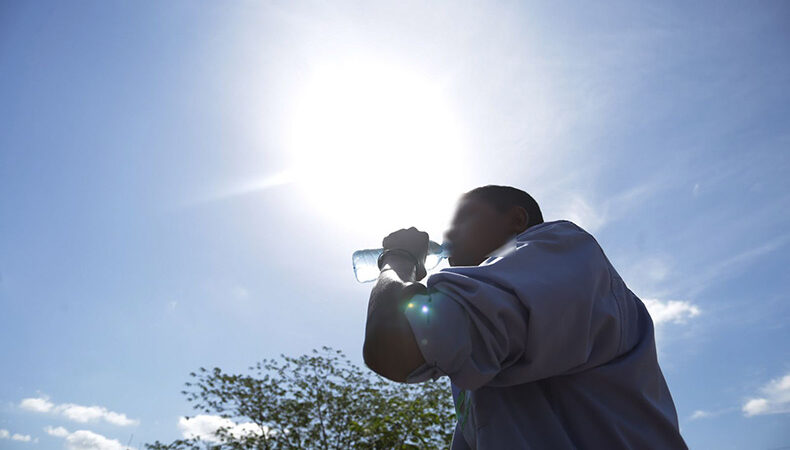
left=382, top=229, right=402, bottom=246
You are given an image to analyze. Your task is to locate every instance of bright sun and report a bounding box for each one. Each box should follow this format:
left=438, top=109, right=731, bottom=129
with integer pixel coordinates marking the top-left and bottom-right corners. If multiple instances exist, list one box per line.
left=283, top=58, right=469, bottom=239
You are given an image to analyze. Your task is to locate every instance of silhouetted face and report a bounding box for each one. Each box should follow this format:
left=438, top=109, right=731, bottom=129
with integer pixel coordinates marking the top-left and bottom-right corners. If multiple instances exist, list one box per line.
left=443, top=196, right=518, bottom=267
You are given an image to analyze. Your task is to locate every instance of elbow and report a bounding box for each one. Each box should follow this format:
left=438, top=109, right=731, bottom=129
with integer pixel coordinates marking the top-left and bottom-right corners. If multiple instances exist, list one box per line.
left=362, top=339, right=378, bottom=374
left=363, top=333, right=401, bottom=382
left=363, top=331, right=413, bottom=382
left=363, top=282, right=428, bottom=382
left=363, top=327, right=423, bottom=383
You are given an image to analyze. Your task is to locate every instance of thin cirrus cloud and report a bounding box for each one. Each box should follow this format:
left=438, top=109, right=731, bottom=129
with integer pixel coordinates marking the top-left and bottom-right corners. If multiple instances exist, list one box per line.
left=688, top=406, right=739, bottom=421
left=742, top=372, right=790, bottom=417
left=185, top=169, right=299, bottom=206
left=44, top=426, right=133, bottom=450
left=690, top=410, right=712, bottom=420
left=0, top=428, right=35, bottom=443
left=684, top=233, right=790, bottom=298
left=20, top=395, right=139, bottom=427
left=542, top=178, right=666, bottom=235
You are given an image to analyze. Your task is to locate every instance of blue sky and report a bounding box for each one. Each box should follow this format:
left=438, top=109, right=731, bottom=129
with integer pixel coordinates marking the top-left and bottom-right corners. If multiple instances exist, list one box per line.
left=1, top=1, right=789, bottom=449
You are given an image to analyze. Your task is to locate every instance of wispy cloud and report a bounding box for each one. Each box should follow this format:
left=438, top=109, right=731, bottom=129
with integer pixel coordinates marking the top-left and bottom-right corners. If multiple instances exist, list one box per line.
left=555, top=195, right=607, bottom=233
left=0, top=429, right=36, bottom=443
left=642, top=298, right=701, bottom=325
left=179, top=414, right=273, bottom=442
left=186, top=169, right=299, bottom=206
left=687, top=233, right=790, bottom=298
left=617, top=256, right=675, bottom=300
left=231, top=285, right=250, bottom=299
left=690, top=410, right=711, bottom=420
left=45, top=426, right=133, bottom=450
left=688, top=406, right=738, bottom=421
left=549, top=179, right=666, bottom=234
left=742, top=372, right=790, bottom=416
left=20, top=395, right=139, bottom=426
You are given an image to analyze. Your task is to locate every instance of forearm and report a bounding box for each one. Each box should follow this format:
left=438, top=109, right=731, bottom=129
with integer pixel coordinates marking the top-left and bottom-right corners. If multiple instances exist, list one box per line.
left=363, top=255, right=427, bottom=381
left=367, top=253, right=419, bottom=315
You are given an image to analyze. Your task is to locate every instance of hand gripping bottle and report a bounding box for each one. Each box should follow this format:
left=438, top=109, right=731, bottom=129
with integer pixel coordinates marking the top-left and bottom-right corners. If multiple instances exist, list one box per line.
left=352, top=240, right=451, bottom=283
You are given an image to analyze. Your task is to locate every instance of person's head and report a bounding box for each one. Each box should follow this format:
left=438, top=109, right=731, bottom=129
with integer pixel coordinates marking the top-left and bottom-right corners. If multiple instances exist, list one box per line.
left=443, top=185, right=543, bottom=267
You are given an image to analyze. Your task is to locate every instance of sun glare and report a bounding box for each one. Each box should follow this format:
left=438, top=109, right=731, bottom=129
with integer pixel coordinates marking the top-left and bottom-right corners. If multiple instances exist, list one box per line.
left=284, top=58, right=469, bottom=238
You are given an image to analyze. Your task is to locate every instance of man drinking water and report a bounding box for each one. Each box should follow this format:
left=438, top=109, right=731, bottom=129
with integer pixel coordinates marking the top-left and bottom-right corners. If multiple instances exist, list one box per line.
left=363, top=185, right=687, bottom=449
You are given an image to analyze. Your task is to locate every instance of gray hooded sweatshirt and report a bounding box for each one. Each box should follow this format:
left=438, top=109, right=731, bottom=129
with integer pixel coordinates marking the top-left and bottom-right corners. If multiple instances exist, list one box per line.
left=404, top=220, right=687, bottom=449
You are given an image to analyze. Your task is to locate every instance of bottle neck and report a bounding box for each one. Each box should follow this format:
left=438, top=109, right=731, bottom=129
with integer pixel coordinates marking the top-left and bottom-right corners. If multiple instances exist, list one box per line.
left=436, top=241, right=453, bottom=257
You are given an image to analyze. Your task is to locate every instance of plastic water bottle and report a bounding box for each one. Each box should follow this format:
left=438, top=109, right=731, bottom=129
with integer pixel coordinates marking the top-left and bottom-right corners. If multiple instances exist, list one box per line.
left=352, top=240, right=451, bottom=283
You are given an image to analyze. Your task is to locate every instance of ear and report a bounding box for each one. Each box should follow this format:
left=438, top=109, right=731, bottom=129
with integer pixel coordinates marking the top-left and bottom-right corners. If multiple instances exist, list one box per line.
left=509, top=206, right=529, bottom=234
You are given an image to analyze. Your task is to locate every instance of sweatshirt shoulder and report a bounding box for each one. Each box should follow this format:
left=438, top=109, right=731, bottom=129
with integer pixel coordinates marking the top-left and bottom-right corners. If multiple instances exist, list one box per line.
left=516, top=220, right=598, bottom=249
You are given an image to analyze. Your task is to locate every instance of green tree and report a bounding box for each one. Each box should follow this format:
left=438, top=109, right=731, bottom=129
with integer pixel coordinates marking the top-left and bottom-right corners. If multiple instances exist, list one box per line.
left=146, top=347, right=455, bottom=450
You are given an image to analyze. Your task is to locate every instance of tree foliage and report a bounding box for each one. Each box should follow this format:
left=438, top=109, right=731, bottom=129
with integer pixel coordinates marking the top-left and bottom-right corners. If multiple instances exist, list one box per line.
left=146, top=347, right=455, bottom=449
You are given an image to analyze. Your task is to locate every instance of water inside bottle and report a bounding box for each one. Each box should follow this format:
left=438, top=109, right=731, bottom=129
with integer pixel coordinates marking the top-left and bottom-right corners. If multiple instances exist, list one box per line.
left=352, top=241, right=451, bottom=283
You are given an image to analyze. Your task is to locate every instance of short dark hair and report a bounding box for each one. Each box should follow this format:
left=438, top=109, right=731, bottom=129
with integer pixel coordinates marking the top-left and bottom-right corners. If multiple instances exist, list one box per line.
left=463, top=185, right=544, bottom=228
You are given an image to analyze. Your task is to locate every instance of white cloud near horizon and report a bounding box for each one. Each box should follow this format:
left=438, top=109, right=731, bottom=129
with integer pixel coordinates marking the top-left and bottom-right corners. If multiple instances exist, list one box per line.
left=742, top=372, right=790, bottom=416
left=642, top=298, right=701, bottom=325
left=45, top=426, right=133, bottom=450
left=0, top=428, right=35, bottom=443
left=45, top=426, right=70, bottom=438
left=20, top=395, right=139, bottom=426
left=20, top=396, right=55, bottom=413
left=178, top=415, right=272, bottom=442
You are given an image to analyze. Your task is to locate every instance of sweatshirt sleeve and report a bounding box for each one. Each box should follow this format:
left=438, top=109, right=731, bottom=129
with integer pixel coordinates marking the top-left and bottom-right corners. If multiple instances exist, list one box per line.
left=404, top=222, right=624, bottom=391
